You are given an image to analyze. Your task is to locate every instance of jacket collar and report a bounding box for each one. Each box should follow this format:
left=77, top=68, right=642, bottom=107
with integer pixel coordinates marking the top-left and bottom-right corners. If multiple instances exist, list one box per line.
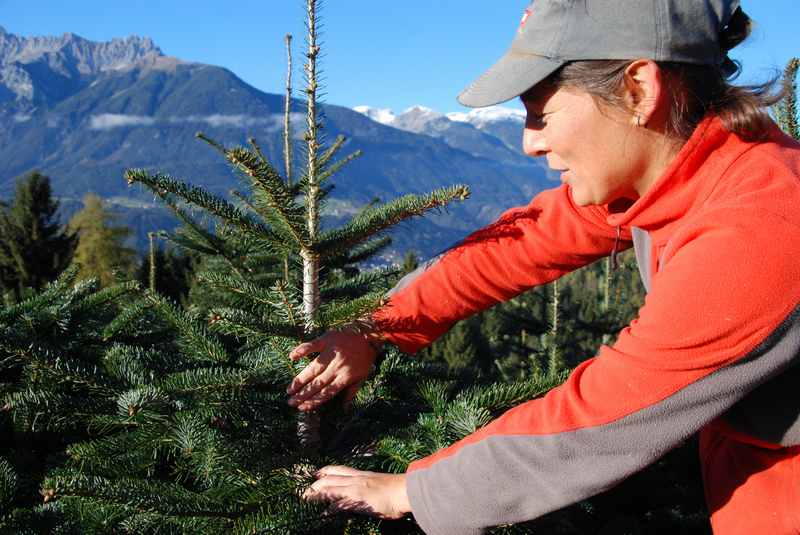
left=605, top=115, right=753, bottom=243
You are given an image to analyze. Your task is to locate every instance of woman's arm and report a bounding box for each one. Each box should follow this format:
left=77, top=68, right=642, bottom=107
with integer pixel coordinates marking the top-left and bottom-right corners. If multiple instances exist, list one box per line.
left=288, top=184, right=625, bottom=409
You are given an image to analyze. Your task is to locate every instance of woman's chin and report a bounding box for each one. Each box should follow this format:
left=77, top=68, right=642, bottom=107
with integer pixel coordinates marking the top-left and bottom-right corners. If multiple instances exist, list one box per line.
left=568, top=187, right=592, bottom=207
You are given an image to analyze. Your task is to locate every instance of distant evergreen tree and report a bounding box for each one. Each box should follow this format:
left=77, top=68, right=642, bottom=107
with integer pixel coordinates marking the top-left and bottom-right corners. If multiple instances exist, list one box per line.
left=68, top=193, right=137, bottom=286
left=0, top=172, right=76, bottom=302
left=427, top=316, right=482, bottom=372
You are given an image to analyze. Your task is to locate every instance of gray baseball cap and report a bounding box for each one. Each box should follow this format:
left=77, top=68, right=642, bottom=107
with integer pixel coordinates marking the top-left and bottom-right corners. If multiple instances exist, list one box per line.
left=458, top=0, right=742, bottom=107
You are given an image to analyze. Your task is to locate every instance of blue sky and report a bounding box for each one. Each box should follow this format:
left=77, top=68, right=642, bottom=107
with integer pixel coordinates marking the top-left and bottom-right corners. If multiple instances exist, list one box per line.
left=1, top=1, right=797, bottom=113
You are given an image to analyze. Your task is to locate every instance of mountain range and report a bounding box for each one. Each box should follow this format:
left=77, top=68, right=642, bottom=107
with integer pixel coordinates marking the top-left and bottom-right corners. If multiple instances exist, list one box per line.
left=0, top=27, right=553, bottom=259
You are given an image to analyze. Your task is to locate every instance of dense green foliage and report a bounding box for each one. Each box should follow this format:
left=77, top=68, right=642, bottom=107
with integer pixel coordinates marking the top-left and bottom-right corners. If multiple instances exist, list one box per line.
left=0, top=270, right=147, bottom=533
left=1, top=1, right=473, bottom=531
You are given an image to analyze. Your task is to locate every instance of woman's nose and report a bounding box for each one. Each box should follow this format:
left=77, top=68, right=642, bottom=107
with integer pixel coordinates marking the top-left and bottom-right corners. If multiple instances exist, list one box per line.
left=522, top=127, right=548, bottom=157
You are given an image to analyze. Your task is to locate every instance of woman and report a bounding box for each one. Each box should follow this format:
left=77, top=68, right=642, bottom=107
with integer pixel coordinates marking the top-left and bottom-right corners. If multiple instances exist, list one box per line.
left=289, top=1, right=800, bottom=533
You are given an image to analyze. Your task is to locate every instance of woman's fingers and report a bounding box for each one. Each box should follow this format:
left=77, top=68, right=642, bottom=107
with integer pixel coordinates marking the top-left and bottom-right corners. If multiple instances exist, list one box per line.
left=308, top=474, right=358, bottom=487
left=288, top=369, right=337, bottom=407
left=296, top=380, right=349, bottom=411
left=302, top=469, right=410, bottom=520
left=288, top=338, right=326, bottom=362
left=287, top=327, right=379, bottom=410
left=304, top=476, right=366, bottom=506
left=286, top=356, right=329, bottom=396
left=317, top=465, right=368, bottom=477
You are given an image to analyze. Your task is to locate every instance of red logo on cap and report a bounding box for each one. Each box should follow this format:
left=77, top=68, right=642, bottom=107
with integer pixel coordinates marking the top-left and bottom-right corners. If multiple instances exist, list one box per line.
left=520, top=8, right=532, bottom=28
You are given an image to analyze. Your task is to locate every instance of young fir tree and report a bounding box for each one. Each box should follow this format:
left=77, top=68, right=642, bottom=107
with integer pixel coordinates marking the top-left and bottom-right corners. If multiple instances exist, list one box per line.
left=68, top=193, right=137, bottom=286
left=0, top=172, right=76, bottom=302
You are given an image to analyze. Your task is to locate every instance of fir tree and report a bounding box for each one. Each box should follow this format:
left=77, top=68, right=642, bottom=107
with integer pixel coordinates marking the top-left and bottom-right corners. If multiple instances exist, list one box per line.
left=68, top=193, right=137, bottom=287
left=0, top=172, right=76, bottom=302
left=427, top=317, right=482, bottom=372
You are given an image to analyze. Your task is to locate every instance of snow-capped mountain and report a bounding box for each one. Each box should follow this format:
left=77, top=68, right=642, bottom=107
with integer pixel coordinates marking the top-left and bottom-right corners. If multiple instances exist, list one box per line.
left=447, top=106, right=526, bottom=126
left=447, top=107, right=526, bottom=152
left=354, top=104, right=529, bottom=157
left=353, top=104, right=534, bottom=165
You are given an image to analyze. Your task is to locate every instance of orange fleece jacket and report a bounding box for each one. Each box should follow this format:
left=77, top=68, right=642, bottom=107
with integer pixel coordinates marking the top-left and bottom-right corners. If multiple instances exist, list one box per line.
left=373, top=116, right=800, bottom=535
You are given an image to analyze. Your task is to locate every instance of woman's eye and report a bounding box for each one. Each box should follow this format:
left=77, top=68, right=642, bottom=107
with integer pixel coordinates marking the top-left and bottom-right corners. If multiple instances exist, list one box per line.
left=527, top=114, right=547, bottom=128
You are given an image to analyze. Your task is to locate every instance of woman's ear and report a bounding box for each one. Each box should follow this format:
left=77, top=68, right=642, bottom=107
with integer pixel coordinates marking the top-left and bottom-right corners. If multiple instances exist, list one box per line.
left=622, top=59, right=664, bottom=128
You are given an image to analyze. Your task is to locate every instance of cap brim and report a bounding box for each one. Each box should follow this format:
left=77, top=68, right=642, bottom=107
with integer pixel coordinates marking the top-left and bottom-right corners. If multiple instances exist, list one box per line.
left=457, top=51, right=565, bottom=108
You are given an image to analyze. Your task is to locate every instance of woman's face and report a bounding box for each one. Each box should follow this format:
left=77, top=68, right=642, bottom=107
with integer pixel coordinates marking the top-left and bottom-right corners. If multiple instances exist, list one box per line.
left=521, top=85, right=648, bottom=207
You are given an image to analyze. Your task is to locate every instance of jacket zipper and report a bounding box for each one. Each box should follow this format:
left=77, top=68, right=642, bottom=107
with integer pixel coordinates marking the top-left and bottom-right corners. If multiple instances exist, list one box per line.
left=611, top=226, right=621, bottom=270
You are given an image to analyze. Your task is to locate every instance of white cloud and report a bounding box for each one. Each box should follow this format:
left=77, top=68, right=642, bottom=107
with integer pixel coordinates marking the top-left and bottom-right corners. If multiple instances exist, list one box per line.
left=13, top=113, right=31, bottom=122
left=89, top=113, right=156, bottom=129
left=87, top=112, right=304, bottom=131
left=201, top=114, right=250, bottom=128
left=353, top=105, right=396, bottom=125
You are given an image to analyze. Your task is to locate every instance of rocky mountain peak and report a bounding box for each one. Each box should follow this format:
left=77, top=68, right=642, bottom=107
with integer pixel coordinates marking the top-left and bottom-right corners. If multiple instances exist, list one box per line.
left=0, top=28, right=167, bottom=105
left=0, top=29, right=163, bottom=73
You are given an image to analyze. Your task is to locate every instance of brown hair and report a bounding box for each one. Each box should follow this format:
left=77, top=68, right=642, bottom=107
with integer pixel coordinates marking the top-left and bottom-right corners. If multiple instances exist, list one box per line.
left=546, top=8, right=783, bottom=141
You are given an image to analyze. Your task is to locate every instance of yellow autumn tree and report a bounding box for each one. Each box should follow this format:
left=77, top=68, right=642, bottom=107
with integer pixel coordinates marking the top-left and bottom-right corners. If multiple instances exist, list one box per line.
left=68, top=193, right=136, bottom=286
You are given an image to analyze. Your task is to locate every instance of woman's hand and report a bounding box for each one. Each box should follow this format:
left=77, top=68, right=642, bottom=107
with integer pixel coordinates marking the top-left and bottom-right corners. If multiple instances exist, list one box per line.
left=287, top=325, right=380, bottom=411
left=303, top=466, right=411, bottom=520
